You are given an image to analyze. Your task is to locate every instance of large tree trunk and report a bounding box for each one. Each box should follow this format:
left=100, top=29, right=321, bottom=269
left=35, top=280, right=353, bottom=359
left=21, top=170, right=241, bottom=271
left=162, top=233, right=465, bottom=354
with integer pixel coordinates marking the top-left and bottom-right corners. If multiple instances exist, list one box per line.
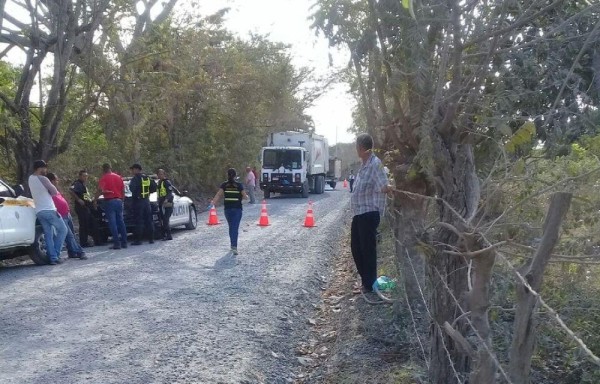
left=393, top=164, right=428, bottom=306
left=429, top=140, right=479, bottom=384
left=508, top=192, right=572, bottom=384
left=468, top=250, right=497, bottom=383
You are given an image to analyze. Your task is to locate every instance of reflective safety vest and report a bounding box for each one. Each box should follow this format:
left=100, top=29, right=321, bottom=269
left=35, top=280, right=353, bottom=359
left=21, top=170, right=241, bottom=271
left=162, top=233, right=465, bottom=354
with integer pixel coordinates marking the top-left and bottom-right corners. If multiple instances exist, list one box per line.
left=159, top=180, right=167, bottom=197
left=141, top=176, right=151, bottom=198
left=222, top=182, right=243, bottom=209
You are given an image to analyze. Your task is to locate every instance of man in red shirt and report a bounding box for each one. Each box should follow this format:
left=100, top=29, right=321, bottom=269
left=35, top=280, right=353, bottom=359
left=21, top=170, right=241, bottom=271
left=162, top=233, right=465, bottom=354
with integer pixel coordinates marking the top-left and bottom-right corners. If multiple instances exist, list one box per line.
left=97, top=163, right=128, bottom=250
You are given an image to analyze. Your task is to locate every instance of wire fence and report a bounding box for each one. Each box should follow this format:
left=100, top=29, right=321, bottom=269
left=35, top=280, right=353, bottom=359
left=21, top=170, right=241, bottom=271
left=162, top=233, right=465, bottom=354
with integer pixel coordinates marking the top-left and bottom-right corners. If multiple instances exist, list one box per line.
left=377, top=188, right=600, bottom=382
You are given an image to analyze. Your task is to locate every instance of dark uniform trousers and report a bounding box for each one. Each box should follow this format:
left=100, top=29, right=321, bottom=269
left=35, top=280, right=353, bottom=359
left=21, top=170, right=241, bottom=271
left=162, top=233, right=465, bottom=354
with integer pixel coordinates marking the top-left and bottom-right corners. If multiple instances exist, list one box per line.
left=350, top=211, right=380, bottom=290
left=159, top=204, right=173, bottom=239
left=75, top=203, right=98, bottom=246
left=133, top=199, right=154, bottom=242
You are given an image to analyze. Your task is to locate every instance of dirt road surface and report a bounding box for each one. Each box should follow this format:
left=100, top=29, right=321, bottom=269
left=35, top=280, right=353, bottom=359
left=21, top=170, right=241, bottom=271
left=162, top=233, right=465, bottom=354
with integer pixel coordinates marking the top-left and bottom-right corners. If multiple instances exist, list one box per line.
left=0, top=189, right=350, bottom=384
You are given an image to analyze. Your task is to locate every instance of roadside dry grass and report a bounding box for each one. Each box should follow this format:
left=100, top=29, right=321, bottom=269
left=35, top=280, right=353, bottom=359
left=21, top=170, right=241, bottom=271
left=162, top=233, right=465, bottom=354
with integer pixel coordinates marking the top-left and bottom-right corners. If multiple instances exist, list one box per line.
left=296, top=222, right=428, bottom=384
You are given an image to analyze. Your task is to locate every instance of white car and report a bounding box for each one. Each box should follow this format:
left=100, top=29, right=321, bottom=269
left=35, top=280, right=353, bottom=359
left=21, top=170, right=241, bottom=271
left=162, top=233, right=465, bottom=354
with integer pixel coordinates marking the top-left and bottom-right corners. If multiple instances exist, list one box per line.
left=96, top=177, right=198, bottom=241
left=0, top=178, right=49, bottom=265
left=123, top=177, right=198, bottom=231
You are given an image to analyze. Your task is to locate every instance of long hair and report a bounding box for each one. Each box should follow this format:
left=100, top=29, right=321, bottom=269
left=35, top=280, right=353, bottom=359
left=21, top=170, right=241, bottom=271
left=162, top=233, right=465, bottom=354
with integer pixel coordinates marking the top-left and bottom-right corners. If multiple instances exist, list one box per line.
left=227, top=168, right=237, bottom=184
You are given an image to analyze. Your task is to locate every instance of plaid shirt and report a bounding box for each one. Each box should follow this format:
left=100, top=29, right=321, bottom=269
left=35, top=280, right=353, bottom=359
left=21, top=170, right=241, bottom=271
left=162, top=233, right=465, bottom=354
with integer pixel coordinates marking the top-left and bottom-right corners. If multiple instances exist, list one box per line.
left=351, top=153, right=389, bottom=216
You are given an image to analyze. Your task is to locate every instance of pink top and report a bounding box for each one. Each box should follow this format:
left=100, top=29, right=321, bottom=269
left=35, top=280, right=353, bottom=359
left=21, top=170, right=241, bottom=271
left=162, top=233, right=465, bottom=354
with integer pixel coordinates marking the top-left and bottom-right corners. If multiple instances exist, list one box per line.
left=51, top=191, right=70, bottom=218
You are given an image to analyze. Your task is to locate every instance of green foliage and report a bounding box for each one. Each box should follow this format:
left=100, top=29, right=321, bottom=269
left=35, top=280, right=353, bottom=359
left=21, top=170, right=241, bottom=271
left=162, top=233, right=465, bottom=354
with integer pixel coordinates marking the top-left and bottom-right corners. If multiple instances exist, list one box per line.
left=505, top=121, right=536, bottom=155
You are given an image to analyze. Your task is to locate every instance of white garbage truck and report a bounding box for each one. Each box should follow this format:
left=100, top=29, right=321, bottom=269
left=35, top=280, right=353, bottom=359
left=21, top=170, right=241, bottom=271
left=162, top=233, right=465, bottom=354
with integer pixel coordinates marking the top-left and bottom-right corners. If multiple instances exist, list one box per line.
left=260, top=131, right=329, bottom=198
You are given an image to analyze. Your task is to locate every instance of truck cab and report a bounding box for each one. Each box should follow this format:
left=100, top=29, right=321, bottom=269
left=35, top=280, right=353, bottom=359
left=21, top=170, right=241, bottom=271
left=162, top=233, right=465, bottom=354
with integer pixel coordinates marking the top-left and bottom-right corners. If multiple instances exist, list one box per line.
left=260, top=131, right=329, bottom=198
left=260, top=146, right=308, bottom=198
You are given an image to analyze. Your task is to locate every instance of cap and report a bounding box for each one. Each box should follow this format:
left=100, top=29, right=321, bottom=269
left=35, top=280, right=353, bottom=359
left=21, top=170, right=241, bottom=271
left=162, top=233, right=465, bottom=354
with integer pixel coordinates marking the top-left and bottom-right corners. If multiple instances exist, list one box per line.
left=130, top=163, right=142, bottom=170
left=33, top=160, right=47, bottom=170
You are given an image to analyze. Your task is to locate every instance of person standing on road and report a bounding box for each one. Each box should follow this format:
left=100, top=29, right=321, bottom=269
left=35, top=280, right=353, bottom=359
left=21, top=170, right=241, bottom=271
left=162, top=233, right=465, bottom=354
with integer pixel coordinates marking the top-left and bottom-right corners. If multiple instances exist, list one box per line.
left=348, top=170, right=355, bottom=193
left=69, top=169, right=101, bottom=247
left=47, top=173, right=87, bottom=260
left=211, top=168, right=248, bottom=255
left=28, top=160, right=68, bottom=265
left=350, top=134, right=391, bottom=293
left=129, top=163, right=157, bottom=245
left=157, top=169, right=178, bottom=241
left=252, top=166, right=259, bottom=191
left=245, top=166, right=256, bottom=204
left=97, top=163, right=128, bottom=250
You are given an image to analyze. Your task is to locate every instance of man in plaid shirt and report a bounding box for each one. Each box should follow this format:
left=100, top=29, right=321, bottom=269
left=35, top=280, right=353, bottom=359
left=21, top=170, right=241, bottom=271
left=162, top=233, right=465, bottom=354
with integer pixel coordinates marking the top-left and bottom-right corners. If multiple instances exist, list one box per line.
left=351, top=133, right=392, bottom=292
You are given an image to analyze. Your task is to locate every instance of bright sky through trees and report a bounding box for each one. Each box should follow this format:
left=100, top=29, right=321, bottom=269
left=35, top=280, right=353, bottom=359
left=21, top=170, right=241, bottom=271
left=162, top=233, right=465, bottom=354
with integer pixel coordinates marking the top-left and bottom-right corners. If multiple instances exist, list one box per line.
left=2, top=0, right=356, bottom=145
left=197, top=0, right=356, bottom=144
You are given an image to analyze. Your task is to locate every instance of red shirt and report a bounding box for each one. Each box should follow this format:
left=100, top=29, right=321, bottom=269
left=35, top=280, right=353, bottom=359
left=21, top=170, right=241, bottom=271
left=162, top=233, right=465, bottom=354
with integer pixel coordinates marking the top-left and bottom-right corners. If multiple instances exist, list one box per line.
left=51, top=191, right=70, bottom=218
left=99, top=172, right=124, bottom=199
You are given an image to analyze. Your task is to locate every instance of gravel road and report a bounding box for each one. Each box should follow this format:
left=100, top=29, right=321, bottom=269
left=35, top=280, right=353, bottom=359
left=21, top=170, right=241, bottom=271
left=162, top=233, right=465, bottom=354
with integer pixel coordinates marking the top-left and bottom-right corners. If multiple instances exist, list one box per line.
left=0, top=189, right=350, bottom=384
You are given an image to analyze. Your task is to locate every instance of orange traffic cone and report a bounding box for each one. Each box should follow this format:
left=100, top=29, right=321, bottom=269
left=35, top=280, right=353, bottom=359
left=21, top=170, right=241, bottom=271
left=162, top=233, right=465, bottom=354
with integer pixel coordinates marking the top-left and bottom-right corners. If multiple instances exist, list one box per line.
left=207, top=205, right=220, bottom=225
left=258, top=200, right=270, bottom=226
left=343, top=179, right=348, bottom=188
left=304, top=201, right=316, bottom=228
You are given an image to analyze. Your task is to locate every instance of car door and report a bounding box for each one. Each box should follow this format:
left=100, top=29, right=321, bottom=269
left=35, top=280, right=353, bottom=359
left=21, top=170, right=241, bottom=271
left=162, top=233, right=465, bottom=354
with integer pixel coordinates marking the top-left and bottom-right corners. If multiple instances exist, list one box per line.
left=169, top=193, right=188, bottom=227
left=0, top=181, right=36, bottom=246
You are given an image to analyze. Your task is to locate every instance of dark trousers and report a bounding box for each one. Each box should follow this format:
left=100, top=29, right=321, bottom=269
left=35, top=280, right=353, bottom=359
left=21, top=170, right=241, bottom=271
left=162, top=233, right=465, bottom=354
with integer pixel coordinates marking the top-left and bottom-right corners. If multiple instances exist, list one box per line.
left=349, top=180, right=355, bottom=192
left=224, top=208, right=243, bottom=248
left=133, top=199, right=154, bottom=242
left=159, top=205, right=173, bottom=239
left=75, top=203, right=96, bottom=245
left=351, top=211, right=380, bottom=290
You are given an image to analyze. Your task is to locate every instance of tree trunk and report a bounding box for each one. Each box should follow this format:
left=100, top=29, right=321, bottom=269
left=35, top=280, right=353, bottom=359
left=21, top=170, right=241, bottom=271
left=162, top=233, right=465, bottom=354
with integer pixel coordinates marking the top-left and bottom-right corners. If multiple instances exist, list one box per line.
left=393, top=165, right=428, bottom=306
left=468, top=251, right=497, bottom=383
left=508, top=192, right=572, bottom=384
left=429, top=141, right=480, bottom=384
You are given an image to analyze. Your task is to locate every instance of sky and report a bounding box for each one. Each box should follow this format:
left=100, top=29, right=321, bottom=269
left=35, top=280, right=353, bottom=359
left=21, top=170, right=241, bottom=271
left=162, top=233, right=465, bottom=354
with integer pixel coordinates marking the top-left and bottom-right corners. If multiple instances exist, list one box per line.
left=195, top=0, right=356, bottom=144
left=2, top=0, right=357, bottom=145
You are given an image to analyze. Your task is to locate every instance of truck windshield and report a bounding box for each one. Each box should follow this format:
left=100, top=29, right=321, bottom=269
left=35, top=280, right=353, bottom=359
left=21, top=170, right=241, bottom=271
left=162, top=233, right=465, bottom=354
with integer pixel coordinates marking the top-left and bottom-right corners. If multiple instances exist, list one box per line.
left=263, top=149, right=302, bottom=170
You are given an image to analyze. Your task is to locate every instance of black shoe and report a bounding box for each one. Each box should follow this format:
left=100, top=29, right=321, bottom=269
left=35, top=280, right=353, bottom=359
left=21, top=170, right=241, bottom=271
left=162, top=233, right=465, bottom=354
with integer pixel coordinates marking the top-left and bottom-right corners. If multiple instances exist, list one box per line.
left=49, top=260, right=58, bottom=265
left=121, top=243, right=128, bottom=249
left=131, top=241, right=142, bottom=246
left=166, top=236, right=173, bottom=241
left=81, top=244, right=93, bottom=248
left=109, top=245, right=121, bottom=250
left=149, top=240, right=155, bottom=244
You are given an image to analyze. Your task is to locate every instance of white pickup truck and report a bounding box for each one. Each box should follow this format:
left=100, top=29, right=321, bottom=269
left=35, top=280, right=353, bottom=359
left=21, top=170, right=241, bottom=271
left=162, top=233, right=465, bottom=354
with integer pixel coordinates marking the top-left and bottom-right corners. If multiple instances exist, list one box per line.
left=0, top=178, right=48, bottom=265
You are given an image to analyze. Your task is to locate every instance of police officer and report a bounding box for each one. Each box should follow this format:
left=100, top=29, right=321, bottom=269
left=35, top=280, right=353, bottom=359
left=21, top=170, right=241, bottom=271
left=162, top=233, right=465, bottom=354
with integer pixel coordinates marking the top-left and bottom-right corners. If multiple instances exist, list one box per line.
left=157, top=169, right=179, bottom=241
left=69, top=169, right=101, bottom=247
left=129, top=164, right=157, bottom=245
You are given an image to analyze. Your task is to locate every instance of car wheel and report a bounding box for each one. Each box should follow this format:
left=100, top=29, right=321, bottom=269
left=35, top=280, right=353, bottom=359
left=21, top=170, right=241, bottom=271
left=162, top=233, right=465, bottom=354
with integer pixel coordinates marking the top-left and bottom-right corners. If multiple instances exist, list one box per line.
left=185, top=206, right=197, bottom=230
left=29, top=225, right=50, bottom=265
left=302, top=181, right=309, bottom=198
left=153, top=223, right=163, bottom=239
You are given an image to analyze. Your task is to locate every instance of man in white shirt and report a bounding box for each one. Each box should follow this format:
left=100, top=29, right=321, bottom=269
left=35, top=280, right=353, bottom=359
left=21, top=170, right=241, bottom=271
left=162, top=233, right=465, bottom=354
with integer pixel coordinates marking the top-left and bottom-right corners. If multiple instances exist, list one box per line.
left=28, top=160, right=68, bottom=265
left=245, top=166, right=256, bottom=204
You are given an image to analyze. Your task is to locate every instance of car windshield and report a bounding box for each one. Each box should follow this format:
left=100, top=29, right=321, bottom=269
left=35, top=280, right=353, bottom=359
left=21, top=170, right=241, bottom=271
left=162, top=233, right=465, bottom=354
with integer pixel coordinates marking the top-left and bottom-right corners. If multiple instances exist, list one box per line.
left=263, top=149, right=302, bottom=170
left=0, top=180, right=14, bottom=198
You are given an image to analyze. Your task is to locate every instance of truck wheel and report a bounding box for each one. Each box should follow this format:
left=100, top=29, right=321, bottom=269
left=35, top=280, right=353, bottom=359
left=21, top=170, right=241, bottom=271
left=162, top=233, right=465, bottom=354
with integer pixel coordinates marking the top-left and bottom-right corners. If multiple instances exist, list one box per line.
left=316, top=175, right=325, bottom=194
left=264, top=190, right=271, bottom=199
left=29, top=225, right=50, bottom=265
left=329, top=181, right=336, bottom=190
left=302, top=181, right=309, bottom=198
left=185, top=206, right=198, bottom=230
